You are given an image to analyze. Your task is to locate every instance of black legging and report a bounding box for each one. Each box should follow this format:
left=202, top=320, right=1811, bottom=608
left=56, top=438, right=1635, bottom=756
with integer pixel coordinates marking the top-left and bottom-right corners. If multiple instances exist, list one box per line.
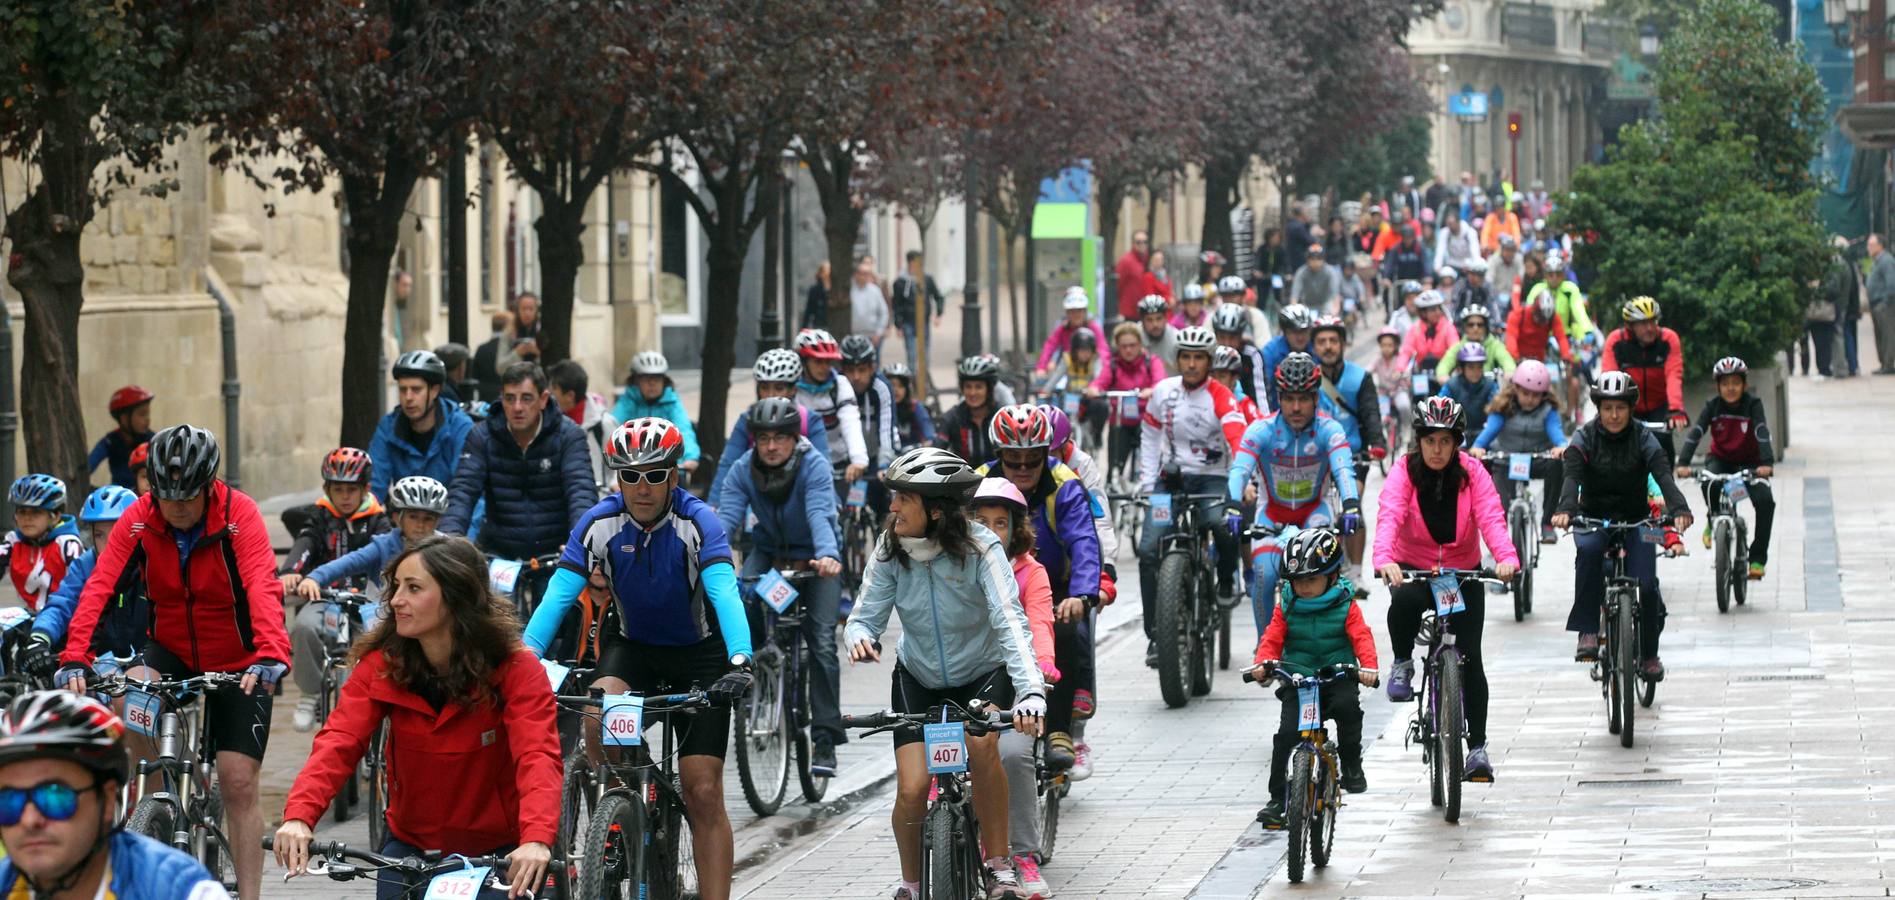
left=1107, top=423, right=1140, bottom=479
left=1269, top=681, right=1362, bottom=802
left=1046, top=614, right=1094, bottom=735
left=1387, top=580, right=1490, bottom=748
left=1700, top=460, right=1776, bottom=565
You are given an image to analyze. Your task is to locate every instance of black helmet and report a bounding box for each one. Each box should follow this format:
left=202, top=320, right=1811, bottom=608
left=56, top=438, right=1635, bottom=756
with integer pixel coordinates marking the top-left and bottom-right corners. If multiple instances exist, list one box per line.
left=1275, top=351, right=1321, bottom=396
left=1068, top=328, right=1097, bottom=350
left=433, top=342, right=470, bottom=373
left=1413, top=396, right=1466, bottom=442
left=0, top=691, right=130, bottom=785
left=1278, top=528, right=1346, bottom=580
left=747, top=397, right=802, bottom=438
left=839, top=334, right=878, bottom=366
left=391, top=350, right=446, bottom=386
left=1591, top=371, right=1639, bottom=405
left=147, top=424, right=221, bottom=501
left=1277, top=303, right=1315, bottom=332
left=882, top=447, right=982, bottom=499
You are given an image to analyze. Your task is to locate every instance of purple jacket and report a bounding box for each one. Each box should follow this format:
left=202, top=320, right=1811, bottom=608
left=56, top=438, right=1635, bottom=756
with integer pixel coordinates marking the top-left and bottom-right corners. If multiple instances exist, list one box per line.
left=978, top=460, right=1102, bottom=600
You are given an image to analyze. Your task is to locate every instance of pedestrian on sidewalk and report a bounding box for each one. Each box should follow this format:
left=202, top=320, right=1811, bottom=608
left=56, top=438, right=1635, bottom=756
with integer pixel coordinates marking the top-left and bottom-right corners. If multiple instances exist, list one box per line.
left=850, top=256, right=891, bottom=350
left=891, top=250, right=944, bottom=375
left=801, top=261, right=832, bottom=333
left=1840, top=239, right=1864, bottom=376
left=1115, top=230, right=1152, bottom=322
left=1802, top=238, right=1849, bottom=378
left=1866, top=234, right=1895, bottom=374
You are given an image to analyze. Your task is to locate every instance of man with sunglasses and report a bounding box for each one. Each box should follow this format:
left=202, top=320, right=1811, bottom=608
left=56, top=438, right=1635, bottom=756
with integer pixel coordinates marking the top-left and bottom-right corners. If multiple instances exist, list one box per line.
left=0, top=691, right=224, bottom=899
left=524, top=418, right=753, bottom=900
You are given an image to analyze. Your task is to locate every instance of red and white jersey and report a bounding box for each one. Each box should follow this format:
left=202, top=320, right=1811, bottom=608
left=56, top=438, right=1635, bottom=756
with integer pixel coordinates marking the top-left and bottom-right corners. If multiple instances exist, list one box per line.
left=1137, top=376, right=1247, bottom=490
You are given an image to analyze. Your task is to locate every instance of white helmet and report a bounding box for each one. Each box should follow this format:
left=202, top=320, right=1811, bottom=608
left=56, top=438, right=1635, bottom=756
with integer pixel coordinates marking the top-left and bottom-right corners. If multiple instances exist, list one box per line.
left=753, top=348, right=803, bottom=384
left=882, top=447, right=982, bottom=499
left=629, top=351, right=669, bottom=377
left=1463, top=258, right=1488, bottom=275
left=1414, top=290, right=1446, bottom=310
left=388, top=476, right=450, bottom=515
left=1061, top=288, right=1090, bottom=311
left=1176, top=325, right=1216, bottom=355
left=1215, top=275, right=1246, bottom=295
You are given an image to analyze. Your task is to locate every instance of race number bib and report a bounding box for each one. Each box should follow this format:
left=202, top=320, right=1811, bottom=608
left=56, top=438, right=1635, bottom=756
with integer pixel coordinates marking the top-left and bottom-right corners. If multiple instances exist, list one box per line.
left=1724, top=479, right=1749, bottom=505
left=1062, top=394, right=1081, bottom=418
left=758, top=569, right=800, bottom=614
left=924, top=721, right=968, bottom=774
left=1411, top=374, right=1431, bottom=396
left=423, top=867, right=491, bottom=900
left=846, top=480, right=868, bottom=509
left=487, top=558, right=523, bottom=597
left=1639, top=525, right=1667, bottom=545
left=541, top=659, right=571, bottom=692
left=1429, top=575, right=1466, bottom=616
left=1270, top=461, right=1321, bottom=504
left=0, top=608, right=28, bottom=630
left=1508, top=454, right=1533, bottom=482
left=1118, top=395, right=1140, bottom=421
left=1271, top=275, right=1285, bottom=290
left=1296, top=683, right=1321, bottom=731
left=601, top=694, right=645, bottom=747
left=1149, top=494, right=1173, bottom=525
left=123, top=690, right=161, bottom=738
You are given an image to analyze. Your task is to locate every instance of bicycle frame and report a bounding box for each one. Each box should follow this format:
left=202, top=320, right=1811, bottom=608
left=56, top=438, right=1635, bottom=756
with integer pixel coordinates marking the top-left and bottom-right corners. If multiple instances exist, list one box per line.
left=110, top=674, right=245, bottom=877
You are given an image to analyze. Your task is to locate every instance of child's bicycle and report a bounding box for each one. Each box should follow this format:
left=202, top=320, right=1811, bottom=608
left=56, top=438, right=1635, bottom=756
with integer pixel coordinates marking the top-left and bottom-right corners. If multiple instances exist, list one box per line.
left=1692, top=469, right=1762, bottom=613
left=1481, top=451, right=1560, bottom=622
left=1245, top=663, right=1370, bottom=883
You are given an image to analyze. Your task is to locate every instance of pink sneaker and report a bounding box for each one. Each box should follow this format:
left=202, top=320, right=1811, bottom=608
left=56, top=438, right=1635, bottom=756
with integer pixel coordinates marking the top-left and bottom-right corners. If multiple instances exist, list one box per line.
left=1069, top=743, right=1092, bottom=781
left=1013, top=854, right=1049, bottom=899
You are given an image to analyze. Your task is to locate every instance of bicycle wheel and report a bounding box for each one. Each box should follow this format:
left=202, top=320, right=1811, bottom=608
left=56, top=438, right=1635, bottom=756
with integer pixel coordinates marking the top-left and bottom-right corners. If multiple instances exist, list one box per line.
left=194, top=789, right=237, bottom=891
left=795, top=653, right=830, bottom=803
left=126, top=796, right=180, bottom=848
left=735, top=647, right=790, bottom=816
left=649, top=792, right=698, bottom=900
left=1310, top=749, right=1337, bottom=869
left=1285, top=750, right=1312, bottom=883
left=922, top=801, right=960, bottom=899
left=1509, top=512, right=1529, bottom=621
left=367, top=721, right=391, bottom=851
left=556, top=756, right=591, bottom=899
left=1436, top=650, right=1464, bottom=824
left=578, top=792, right=644, bottom=900
left=1190, top=567, right=1214, bottom=697
left=1217, top=608, right=1231, bottom=671
left=1039, top=775, right=1062, bottom=865
left=1615, top=589, right=1638, bottom=748
left=1732, top=518, right=1749, bottom=607
left=1713, top=518, right=1732, bottom=613
left=1154, top=551, right=1195, bottom=708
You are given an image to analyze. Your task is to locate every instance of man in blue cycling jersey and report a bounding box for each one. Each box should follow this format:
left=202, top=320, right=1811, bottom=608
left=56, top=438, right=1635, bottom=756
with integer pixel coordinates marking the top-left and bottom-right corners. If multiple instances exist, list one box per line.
left=523, top=418, right=753, bottom=900
left=1228, top=353, right=1361, bottom=632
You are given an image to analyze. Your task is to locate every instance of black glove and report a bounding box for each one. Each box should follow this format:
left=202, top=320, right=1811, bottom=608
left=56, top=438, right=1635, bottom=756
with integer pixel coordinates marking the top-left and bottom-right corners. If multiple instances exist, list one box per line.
left=52, top=664, right=89, bottom=691
left=18, top=634, right=57, bottom=678
left=708, top=666, right=753, bottom=707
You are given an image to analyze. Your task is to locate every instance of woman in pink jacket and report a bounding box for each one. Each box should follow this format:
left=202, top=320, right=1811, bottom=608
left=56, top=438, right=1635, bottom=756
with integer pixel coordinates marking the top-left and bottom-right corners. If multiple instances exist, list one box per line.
left=1034, top=289, right=1109, bottom=378
left=1086, top=322, right=1168, bottom=478
left=1401, top=290, right=1461, bottom=380
left=1372, top=396, right=1518, bottom=783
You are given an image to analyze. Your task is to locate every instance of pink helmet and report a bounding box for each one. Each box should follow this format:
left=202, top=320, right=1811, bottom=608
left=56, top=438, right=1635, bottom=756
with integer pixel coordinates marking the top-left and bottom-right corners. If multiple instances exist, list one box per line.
left=971, top=477, right=1028, bottom=514
left=1511, top=359, right=1553, bottom=394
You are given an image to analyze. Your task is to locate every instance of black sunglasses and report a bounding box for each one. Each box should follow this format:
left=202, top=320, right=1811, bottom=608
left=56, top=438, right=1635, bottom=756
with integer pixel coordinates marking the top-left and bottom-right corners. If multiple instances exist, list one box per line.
left=1000, top=456, right=1043, bottom=471
left=617, top=468, right=673, bottom=486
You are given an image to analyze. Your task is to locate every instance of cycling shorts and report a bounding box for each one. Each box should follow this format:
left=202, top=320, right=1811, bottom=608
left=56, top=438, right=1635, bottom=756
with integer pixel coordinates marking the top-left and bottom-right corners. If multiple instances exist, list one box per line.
left=595, top=630, right=732, bottom=759
left=889, top=662, right=1014, bottom=749
left=135, top=642, right=273, bottom=762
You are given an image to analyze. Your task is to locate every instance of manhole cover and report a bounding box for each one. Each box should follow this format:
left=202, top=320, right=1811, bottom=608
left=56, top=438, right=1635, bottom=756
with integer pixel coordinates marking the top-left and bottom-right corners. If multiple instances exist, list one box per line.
left=1634, top=877, right=1824, bottom=892
left=1579, top=778, right=1682, bottom=788
left=1733, top=674, right=1826, bottom=682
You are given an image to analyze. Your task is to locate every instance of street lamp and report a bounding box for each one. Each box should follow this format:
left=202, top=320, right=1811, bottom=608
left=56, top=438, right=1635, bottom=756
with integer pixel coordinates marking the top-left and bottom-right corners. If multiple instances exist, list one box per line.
left=1825, top=0, right=1873, bottom=48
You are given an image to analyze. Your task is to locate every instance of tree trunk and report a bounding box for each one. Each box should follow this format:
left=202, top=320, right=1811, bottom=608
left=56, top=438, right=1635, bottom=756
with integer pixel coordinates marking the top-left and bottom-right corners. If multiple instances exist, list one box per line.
left=1004, top=230, right=1023, bottom=357
left=1200, top=154, right=1241, bottom=266
left=1097, top=181, right=1125, bottom=323
left=696, top=229, right=745, bottom=488
left=804, top=145, right=867, bottom=338
left=4, top=209, right=89, bottom=491
left=338, top=165, right=420, bottom=449
left=534, top=200, right=586, bottom=365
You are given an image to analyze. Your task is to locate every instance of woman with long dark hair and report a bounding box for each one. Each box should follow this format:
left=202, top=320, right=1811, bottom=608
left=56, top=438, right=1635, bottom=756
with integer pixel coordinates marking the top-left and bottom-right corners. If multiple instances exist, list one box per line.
left=274, top=535, right=560, bottom=899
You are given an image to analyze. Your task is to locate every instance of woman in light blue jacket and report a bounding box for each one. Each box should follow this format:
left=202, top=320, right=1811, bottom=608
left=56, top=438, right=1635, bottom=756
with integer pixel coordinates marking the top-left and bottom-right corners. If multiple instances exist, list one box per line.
left=843, top=447, right=1044, bottom=900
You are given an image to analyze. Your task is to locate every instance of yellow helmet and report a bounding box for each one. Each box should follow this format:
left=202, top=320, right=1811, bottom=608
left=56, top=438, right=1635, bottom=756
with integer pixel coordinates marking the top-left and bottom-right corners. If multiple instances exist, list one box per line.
left=1620, top=295, right=1660, bottom=323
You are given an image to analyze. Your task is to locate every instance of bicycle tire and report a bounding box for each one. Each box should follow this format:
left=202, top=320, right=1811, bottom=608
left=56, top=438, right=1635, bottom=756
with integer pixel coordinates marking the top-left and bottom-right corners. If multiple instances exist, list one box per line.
left=1310, top=748, right=1337, bottom=869
left=1190, top=566, right=1214, bottom=696
left=1423, top=668, right=1444, bottom=810
left=367, top=720, right=390, bottom=851
left=1039, top=776, right=1062, bottom=865
left=1509, top=511, right=1529, bottom=621
left=1437, top=649, right=1464, bottom=824
left=1733, top=518, right=1749, bottom=607
left=578, top=791, right=644, bottom=900
left=649, top=786, right=698, bottom=900
left=1217, top=608, right=1231, bottom=671
left=794, top=652, right=830, bottom=803
left=735, top=647, right=791, bottom=816
left=1713, top=518, right=1732, bottom=614
left=1285, top=750, right=1312, bottom=883
left=1616, top=588, right=1638, bottom=748
left=922, top=800, right=960, bottom=900
left=1154, top=551, right=1195, bottom=708
left=555, top=755, right=590, bottom=900
left=126, top=796, right=179, bottom=848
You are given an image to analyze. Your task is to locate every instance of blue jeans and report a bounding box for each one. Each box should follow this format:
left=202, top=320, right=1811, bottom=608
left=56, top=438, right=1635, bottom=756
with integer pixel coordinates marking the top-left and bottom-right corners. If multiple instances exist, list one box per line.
left=1247, top=506, right=1336, bottom=635
left=1136, top=474, right=1234, bottom=640
left=899, top=319, right=928, bottom=373
left=1567, top=529, right=1667, bottom=658
left=377, top=838, right=514, bottom=899
left=740, top=551, right=844, bottom=744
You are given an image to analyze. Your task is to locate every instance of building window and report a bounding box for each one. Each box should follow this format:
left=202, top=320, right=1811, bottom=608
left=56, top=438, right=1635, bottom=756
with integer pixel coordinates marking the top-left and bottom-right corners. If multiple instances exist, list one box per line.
left=1884, top=50, right=1895, bottom=82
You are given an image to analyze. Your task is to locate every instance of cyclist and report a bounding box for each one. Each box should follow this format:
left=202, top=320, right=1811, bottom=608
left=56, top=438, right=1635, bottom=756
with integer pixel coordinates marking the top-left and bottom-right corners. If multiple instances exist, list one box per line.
left=433, top=340, right=479, bottom=405
left=1387, top=279, right=1423, bottom=336
left=935, top=355, right=1007, bottom=465
left=54, top=424, right=290, bottom=900
left=1373, top=327, right=1411, bottom=453
left=1288, top=244, right=1341, bottom=316
left=1212, top=346, right=1263, bottom=423
left=1505, top=281, right=1572, bottom=366
left=128, top=443, right=150, bottom=496
left=292, top=476, right=449, bottom=596
left=1039, top=328, right=1104, bottom=446
left=610, top=350, right=702, bottom=475
left=1, top=476, right=84, bottom=613
left=1486, top=233, right=1525, bottom=308
left=546, top=359, right=612, bottom=485
left=841, top=334, right=899, bottom=475
left=1249, top=529, right=1378, bottom=829
left=1229, top=353, right=1361, bottom=631
left=1259, top=303, right=1315, bottom=410
left=1551, top=372, right=1692, bottom=675
left=87, top=386, right=155, bottom=490
left=1042, top=403, right=1117, bottom=775
left=709, top=348, right=829, bottom=503
left=842, top=447, right=1045, bottom=900
left=367, top=350, right=476, bottom=502
left=1674, top=357, right=1776, bottom=580
left=0, top=691, right=225, bottom=899
left=1136, top=294, right=1180, bottom=364
left=1088, top=322, right=1168, bottom=480
left=713, top=398, right=846, bottom=777
left=1374, top=397, right=1518, bottom=782
left=794, top=328, right=870, bottom=485
left=523, top=418, right=753, bottom=900
left=882, top=362, right=936, bottom=451
left=1523, top=255, right=1596, bottom=415
left=1437, top=343, right=1499, bottom=446
left=1310, top=316, right=1386, bottom=588
left=1218, top=275, right=1272, bottom=343
left=1139, top=327, right=1247, bottom=665
left=1169, top=282, right=1210, bottom=329
left=975, top=406, right=1100, bottom=772
left=1379, top=225, right=1429, bottom=290
left=1403, top=291, right=1461, bottom=385
left=1435, top=305, right=1515, bottom=382
left=1599, top=296, right=1689, bottom=464
left=440, top=361, right=598, bottom=567
left=1468, top=359, right=1566, bottom=544
left=276, top=536, right=560, bottom=900
left=277, top=448, right=391, bottom=732
left=1212, top=303, right=1268, bottom=406
left=19, top=487, right=144, bottom=683
left=1034, top=288, right=1107, bottom=380
left=1456, top=259, right=1504, bottom=333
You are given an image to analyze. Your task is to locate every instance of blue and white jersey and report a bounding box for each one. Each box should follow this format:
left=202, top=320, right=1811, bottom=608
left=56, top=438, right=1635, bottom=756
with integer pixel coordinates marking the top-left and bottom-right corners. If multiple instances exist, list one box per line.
left=552, top=486, right=745, bottom=651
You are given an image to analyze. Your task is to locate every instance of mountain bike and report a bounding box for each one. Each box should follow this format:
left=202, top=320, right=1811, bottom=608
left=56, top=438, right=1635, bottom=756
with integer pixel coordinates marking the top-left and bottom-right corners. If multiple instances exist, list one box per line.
left=1102, top=390, right=1144, bottom=550
left=1569, top=517, right=1666, bottom=748
left=838, top=476, right=879, bottom=609
left=1694, top=469, right=1760, bottom=614
left=843, top=704, right=1017, bottom=900
left=106, top=672, right=248, bottom=893
left=1151, top=484, right=1226, bottom=707
left=1391, top=567, right=1501, bottom=824
left=1245, top=663, right=1365, bottom=883
left=1482, top=450, right=1558, bottom=621
left=262, top=837, right=558, bottom=898
left=735, top=565, right=826, bottom=815
left=308, top=589, right=378, bottom=824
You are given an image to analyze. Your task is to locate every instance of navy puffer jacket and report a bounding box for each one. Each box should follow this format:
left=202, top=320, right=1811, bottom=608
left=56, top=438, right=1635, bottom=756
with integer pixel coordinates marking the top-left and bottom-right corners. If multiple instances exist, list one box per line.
left=441, top=405, right=598, bottom=559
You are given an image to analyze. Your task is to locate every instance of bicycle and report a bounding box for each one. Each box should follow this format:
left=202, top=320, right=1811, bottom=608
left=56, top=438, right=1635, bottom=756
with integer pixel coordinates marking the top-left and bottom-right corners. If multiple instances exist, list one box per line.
left=1482, top=450, right=1559, bottom=622
left=1390, top=567, right=1502, bottom=824
left=103, top=672, right=249, bottom=893
left=842, top=704, right=1016, bottom=900
left=837, top=475, right=879, bottom=609
left=1244, top=663, right=1365, bottom=883
left=1101, top=390, right=1144, bottom=551
left=487, top=552, right=562, bottom=622
left=304, top=588, right=379, bottom=824
left=556, top=687, right=714, bottom=900
left=1034, top=733, right=1069, bottom=865
left=1694, top=469, right=1761, bottom=614
left=261, top=836, right=556, bottom=898
left=1568, top=517, right=1666, bottom=748
left=1151, top=482, right=1227, bottom=707
left=734, top=565, right=827, bottom=815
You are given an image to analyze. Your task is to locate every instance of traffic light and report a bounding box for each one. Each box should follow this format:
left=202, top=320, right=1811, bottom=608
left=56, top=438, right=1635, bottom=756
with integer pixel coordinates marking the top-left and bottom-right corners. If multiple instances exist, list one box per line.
left=1507, top=112, right=1522, bottom=139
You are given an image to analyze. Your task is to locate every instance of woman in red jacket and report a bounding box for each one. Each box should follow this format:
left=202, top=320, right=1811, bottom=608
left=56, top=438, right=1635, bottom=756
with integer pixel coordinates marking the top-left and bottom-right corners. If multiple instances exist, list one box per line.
left=273, top=535, right=560, bottom=899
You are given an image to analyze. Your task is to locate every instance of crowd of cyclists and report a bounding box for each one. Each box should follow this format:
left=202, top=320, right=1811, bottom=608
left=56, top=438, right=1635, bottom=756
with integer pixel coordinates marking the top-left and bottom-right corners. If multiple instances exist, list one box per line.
left=0, top=191, right=1789, bottom=900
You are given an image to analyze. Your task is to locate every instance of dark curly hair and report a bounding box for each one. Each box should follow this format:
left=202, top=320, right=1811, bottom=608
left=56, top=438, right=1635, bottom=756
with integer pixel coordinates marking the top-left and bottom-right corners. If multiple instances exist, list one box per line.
left=353, top=535, right=523, bottom=707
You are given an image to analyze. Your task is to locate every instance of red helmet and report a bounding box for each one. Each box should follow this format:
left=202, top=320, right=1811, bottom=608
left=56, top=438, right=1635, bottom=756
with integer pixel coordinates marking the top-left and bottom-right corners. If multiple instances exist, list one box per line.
left=321, top=447, right=373, bottom=485
left=128, top=442, right=150, bottom=472
left=109, top=385, right=154, bottom=416
left=793, top=328, right=842, bottom=361
left=606, top=418, right=685, bottom=469
left=989, top=404, right=1053, bottom=451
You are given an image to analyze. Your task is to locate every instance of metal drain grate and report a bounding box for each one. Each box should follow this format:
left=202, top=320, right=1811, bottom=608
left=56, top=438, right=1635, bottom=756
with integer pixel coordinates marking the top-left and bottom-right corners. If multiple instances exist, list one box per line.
left=1732, top=674, right=1826, bottom=682
left=1634, top=877, right=1824, bottom=892
left=1578, top=778, right=1683, bottom=788
left=1845, top=616, right=1895, bottom=623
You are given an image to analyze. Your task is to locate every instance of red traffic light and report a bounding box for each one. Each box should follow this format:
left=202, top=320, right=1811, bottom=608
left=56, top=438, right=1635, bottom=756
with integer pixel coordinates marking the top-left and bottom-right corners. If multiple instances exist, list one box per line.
left=1506, top=112, right=1522, bottom=136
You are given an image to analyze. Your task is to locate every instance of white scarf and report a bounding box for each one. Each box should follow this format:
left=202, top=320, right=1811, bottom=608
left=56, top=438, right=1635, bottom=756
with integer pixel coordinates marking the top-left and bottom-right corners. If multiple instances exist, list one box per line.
left=898, top=534, right=941, bottom=562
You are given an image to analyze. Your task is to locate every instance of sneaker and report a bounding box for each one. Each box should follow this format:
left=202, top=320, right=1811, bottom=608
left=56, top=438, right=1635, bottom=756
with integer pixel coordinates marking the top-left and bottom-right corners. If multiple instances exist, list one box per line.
left=1013, top=855, right=1050, bottom=900
left=892, top=887, right=919, bottom=900
left=1256, top=799, right=1287, bottom=830
left=810, top=736, right=837, bottom=778
left=1464, top=744, right=1494, bottom=782
left=986, top=858, right=1024, bottom=899
left=1069, top=743, right=1092, bottom=781
left=1748, top=562, right=1765, bottom=581
left=1045, top=732, right=1075, bottom=769
left=1540, top=525, right=1558, bottom=545
left=1145, top=641, right=1158, bottom=669
left=1340, top=761, right=1367, bottom=794
left=1386, top=659, right=1415, bottom=702
left=1072, top=689, right=1095, bottom=720
left=292, top=696, right=318, bottom=733
left=1641, top=658, right=1666, bottom=682
left=1575, top=633, right=1600, bottom=662
left=1702, top=525, right=1713, bottom=550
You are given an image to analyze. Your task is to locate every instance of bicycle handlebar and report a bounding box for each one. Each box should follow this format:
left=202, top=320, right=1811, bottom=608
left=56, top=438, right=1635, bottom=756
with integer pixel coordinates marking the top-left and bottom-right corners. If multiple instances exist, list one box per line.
left=1693, top=469, right=1765, bottom=484
left=261, top=837, right=557, bottom=888
left=89, top=672, right=247, bottom=698
left=1388, top=566, right=1503, bottom=585
left=1242, top=662, right=1361, bottom=686
left=1565, top=516, right=1666, bottom=534
left=841, top=705, right=1019, bottom=737
left=554, top=689, right=713, bottom=712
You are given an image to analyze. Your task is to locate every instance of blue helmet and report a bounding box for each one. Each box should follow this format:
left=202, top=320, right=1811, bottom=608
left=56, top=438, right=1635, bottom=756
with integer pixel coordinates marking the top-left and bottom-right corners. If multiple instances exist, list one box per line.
left=9, top=475, right=67, bottom=512
left=80, top=485, right=138, bottom=524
